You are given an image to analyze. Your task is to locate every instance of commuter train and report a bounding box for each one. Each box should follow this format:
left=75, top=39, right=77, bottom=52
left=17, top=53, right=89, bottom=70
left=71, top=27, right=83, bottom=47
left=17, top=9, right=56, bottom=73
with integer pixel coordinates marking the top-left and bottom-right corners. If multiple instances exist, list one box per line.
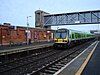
left=53, top=28, right=95, bottom=48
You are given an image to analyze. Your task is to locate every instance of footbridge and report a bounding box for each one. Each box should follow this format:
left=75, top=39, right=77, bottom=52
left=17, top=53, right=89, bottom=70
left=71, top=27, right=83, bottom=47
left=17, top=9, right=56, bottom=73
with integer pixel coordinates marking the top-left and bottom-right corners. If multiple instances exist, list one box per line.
left=43, top=10, right=100, bottom=26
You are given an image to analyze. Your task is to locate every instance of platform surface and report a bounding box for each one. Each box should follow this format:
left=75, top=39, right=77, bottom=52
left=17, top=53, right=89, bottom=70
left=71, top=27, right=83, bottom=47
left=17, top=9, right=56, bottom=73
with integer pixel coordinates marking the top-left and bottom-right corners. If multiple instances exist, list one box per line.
left=54, top=41, right=98, bottom=75
left=0, top=41, right=54, bottom=55
left=82, top=41, right=100, bottom=75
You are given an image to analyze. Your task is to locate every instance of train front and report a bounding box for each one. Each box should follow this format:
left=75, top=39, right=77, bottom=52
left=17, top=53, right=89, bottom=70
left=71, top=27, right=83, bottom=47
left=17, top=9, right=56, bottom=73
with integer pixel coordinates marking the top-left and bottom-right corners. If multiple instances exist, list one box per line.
left=53, top=29, right=69, bottom=48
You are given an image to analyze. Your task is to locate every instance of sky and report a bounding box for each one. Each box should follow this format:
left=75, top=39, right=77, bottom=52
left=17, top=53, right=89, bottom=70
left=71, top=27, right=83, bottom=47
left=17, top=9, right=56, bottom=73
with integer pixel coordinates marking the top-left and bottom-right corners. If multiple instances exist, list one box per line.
left=0, top=0, right=100, bottom=32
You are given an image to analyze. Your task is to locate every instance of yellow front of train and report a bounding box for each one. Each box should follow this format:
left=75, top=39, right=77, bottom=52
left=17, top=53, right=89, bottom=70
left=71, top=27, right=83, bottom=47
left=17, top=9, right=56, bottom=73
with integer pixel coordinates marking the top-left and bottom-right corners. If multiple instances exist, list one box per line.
left=54, top=38, right=68, bottom=43
left=53, top=29, right=69, bottom=48
left=54, top=38, right=69, bottom=48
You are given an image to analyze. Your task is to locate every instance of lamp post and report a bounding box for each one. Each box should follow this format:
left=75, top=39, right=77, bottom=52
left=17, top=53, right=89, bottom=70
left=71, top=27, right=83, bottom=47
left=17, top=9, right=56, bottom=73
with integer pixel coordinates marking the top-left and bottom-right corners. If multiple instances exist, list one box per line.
left=26, top=16, right=31, bottom=45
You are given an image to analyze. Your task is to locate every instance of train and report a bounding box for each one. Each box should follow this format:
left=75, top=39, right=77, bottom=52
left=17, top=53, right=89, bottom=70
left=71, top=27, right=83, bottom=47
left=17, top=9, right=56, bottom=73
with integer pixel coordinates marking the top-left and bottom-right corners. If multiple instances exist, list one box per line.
left=53, top=28, right=95, bottom=48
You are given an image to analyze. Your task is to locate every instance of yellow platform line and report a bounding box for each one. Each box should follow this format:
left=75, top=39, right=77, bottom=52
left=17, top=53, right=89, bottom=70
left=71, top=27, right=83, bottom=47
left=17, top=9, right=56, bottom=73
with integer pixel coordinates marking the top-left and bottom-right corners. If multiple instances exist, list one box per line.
left=75, top=41, right=99, bottom=75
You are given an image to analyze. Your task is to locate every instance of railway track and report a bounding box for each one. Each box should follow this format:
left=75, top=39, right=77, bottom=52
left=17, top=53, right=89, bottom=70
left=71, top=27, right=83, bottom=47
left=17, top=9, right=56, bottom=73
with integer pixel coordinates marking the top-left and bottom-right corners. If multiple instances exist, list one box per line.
left=29, top=40, right=95, bottom=75
left=0, top=47, right=56, bottom=74
left=0, top=40, right=95, bottom=75
left=0, top=46, right=53, bottom=63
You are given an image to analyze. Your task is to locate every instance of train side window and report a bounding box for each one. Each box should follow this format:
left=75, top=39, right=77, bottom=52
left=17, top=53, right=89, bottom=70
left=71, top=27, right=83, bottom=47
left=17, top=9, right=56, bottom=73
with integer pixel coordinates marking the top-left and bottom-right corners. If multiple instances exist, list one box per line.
left=69, top=34, right=72, bottom=39
left=69, top=31, right=72, bottom=38
left=67, top=30, right=69, bottom=38
left=72, top=33, right=74, bottom=39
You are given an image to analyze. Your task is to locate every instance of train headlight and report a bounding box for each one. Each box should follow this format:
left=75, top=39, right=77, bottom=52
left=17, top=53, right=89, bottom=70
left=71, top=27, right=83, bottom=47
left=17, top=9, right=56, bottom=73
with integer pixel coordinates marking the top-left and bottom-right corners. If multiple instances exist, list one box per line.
left=64, top=40, right=68, bottom=42
left=63, top=40, right=67, bottom=42
left=54, top=39, right=57, bottom=42
left=63, top=39, right=68, bottom=42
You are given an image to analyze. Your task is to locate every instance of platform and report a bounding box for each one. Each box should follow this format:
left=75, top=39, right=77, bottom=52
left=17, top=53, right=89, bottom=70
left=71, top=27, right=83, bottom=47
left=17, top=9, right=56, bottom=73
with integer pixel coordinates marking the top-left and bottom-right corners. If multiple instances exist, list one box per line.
left=0, top=41, right=54, bottom=56
left=81, top=41, right=100, bottom=75
left=53, top=41, right=99, bottom=75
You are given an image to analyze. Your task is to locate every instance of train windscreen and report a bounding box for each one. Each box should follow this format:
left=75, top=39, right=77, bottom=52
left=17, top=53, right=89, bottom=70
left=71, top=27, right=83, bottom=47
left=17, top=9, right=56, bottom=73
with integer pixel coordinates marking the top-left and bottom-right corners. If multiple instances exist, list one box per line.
left=55, top=32, right=67, bottom=39
left=55, top=29, right=69, bottom=39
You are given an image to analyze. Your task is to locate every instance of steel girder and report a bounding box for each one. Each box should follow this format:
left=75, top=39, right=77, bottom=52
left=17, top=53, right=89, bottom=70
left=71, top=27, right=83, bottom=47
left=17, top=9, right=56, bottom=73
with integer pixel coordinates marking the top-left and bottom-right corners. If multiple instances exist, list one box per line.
left=44, top=10, right=100, bottom=26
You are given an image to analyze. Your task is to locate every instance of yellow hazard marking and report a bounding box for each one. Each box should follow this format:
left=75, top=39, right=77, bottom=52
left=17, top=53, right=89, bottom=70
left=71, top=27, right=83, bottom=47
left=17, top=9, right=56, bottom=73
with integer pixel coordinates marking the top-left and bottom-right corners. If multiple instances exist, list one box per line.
left=75, top=41, right=99, bottom=75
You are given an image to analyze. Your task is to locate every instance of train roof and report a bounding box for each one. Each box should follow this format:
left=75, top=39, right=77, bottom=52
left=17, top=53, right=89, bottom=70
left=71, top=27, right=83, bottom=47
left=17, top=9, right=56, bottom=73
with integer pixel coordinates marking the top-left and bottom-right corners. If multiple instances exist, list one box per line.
left=57, top=28, right=69, bottom=30
left=57, top=28, right=93, bottom=35
left=57, top=28, right=82, bottom=33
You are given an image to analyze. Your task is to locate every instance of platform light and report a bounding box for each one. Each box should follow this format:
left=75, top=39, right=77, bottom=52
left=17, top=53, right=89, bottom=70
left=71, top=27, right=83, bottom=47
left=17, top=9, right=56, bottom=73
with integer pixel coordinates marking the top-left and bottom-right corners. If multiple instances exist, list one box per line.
left=26, top=16, right=32, bottom=45
left=47, top=31, right=50, bottom=33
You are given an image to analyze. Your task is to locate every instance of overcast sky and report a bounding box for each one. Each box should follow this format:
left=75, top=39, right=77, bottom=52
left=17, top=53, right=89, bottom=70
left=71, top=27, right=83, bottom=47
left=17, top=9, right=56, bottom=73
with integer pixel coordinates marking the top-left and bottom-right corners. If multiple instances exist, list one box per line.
left=0, top=0, right=100, bottom=32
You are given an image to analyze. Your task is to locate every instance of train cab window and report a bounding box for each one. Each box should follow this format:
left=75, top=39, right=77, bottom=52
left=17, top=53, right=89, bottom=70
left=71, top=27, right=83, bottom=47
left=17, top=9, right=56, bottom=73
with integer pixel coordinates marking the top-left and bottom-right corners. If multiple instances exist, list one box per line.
left=61, top=33, right=67, bottom=39
left=55, top=32, right=68, bottom=39
left=55, top=29, right=69, bottom=39
left=55, top=33, right=60, bottom=39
